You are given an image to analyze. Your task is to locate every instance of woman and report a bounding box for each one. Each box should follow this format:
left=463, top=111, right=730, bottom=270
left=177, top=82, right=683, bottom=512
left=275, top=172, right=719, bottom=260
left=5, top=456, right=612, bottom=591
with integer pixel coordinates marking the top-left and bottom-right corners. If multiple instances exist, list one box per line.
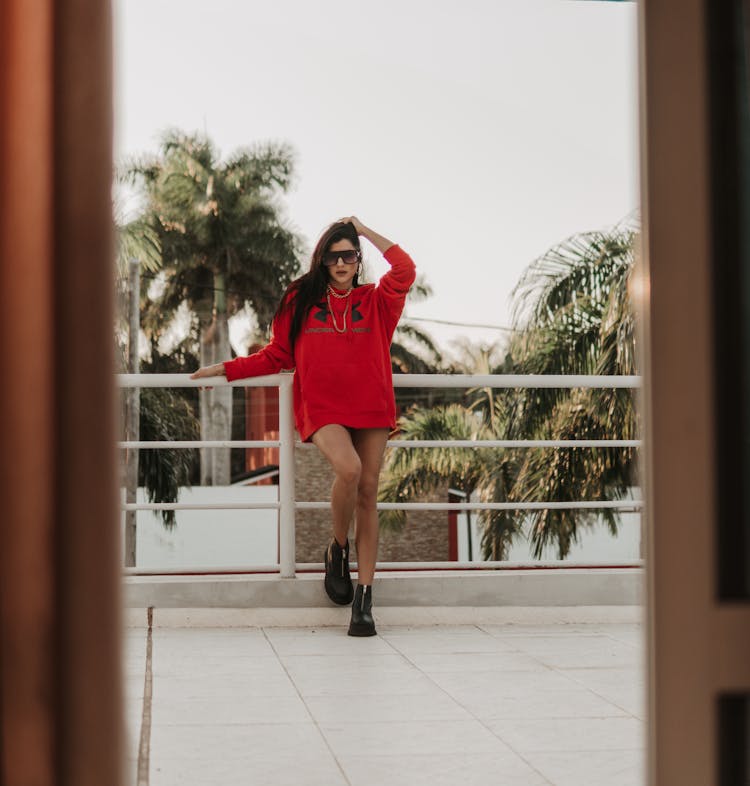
left=191, top=217, right=416, bottom=636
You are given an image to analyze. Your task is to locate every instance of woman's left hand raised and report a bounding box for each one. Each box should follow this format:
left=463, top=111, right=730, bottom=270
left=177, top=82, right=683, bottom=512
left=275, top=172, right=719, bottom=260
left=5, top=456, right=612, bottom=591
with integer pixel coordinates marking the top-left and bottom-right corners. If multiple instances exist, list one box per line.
left=341, top=215, right=366, bottom=235
left=340, top=217, right=395, bottom=255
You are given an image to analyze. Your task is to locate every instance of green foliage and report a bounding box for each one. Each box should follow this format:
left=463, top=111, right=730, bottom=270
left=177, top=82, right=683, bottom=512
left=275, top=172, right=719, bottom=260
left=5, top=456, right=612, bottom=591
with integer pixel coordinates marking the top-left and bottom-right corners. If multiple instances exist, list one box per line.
left=116, top=216, right=162, bottom=277
left=138, top=387, right=199, bottom=528
left=122, top=129, right=303, bottom=338
left=136, top=341, right=201, bottom=527
left=378, top=402, right=522, bottom=557
left=379, top=221, right=640, bottom=560
left=502, top=222, right=639, bottom=558
left=391, top=273, right=443, bottom=373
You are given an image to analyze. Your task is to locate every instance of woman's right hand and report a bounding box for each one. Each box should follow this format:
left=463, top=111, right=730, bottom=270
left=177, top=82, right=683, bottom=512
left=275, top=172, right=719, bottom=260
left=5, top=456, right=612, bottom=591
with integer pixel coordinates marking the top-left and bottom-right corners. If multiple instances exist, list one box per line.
left=190, top=363, right=225, bottom=389
left=190, top=363, right=225, bottom=379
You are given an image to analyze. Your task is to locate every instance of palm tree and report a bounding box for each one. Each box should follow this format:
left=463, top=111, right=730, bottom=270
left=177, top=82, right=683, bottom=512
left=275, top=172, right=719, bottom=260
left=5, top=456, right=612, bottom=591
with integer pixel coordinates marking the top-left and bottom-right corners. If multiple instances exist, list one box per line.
left=115, top=213, right=163, bottom=563
left=502, top=222, right=639, bottom=558
left=378, top=222, right=639, bottom=560
left=378, top=402, right=522, bottom=559
left=122, top=129, right=302, bottom=485
left=390, top=274, right=443, bottom=373
left=114, top=212, right=161, bottom=369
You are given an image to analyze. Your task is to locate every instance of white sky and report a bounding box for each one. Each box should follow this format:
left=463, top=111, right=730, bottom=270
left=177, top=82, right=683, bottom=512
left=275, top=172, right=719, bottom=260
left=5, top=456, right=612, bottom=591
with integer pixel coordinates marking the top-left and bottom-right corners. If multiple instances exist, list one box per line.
left=114, top=0, right=639, bottom=358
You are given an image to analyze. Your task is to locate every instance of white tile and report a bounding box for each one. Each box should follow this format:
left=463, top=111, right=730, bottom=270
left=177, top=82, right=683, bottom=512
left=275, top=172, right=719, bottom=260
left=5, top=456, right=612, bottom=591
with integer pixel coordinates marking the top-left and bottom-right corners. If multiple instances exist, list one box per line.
left=488, top=717, right=646, bottom=754
left=405, top=651, right=547, bottom=673
left=122, top=608, right=149, bottom=628
left=264, top=628, right=396, bottom=656
left=428, top=667, right=639, bottom=720
left=152, top=672, right=298, bottom=699
left=470, top=688, right=630, bottom=721
left=562, top=667, right=644, bottom=691
left=322, top=719, right=508, bottom=756
left=281, top=653, right=414, bottom=678
left=429, top=668, right=580, bottom=698
left=140, top=621, right=648, bottom=786
left=507, top=636, right=642, bottom=669
left=339, top=752, right=550, bottom=786
left=525, top=748, right=645, bottom=786
left=560, top=667, right=645, bottom=715
left=123, top=631, right=147, bottom=656
left=305, top=692, right=473, bottom=723
left=480, top=624, right=623, bottom=637
left=150, top=722, right=327, bottom=761
left=152, top=628, right=276, bottom=656
left=379, top=625, right=495, bottom=636
left=150, top=654, right=287, bottom=678
left=151, top=754, right=347, bottom=786
left=596, top=688, right=645, bottom=720
left=122, top=639, right=147, bottom=677
left=125, top=697, right=143, bottom=722
left=123, top=661, right=147, bottom=680
left=605, top=630, right=643, bottom=647
left=123, top=673, right=146, bottom=699
left=151, top=694, right=310, bottom=725
left=383, top=632, right=519, bottom=655
left=290, top=667, right=440, bottom=697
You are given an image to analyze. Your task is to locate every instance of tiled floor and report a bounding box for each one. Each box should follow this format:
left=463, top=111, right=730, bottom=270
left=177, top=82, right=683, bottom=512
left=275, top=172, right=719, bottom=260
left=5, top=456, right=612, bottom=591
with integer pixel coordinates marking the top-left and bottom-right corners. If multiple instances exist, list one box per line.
left=124, top=617, right=646, bottom=786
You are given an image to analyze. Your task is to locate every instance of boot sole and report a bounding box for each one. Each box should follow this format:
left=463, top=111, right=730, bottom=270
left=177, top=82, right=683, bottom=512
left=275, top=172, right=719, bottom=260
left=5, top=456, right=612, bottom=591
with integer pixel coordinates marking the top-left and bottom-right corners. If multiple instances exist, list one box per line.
left=348, top=623, right=377, bottom=637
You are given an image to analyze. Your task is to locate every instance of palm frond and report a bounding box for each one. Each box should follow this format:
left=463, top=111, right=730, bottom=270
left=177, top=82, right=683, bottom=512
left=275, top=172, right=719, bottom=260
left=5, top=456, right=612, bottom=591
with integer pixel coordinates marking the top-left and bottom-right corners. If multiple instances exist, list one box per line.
left=116, top=216, right=162, bottom=276
left=138, top=387, right=199, bottom=528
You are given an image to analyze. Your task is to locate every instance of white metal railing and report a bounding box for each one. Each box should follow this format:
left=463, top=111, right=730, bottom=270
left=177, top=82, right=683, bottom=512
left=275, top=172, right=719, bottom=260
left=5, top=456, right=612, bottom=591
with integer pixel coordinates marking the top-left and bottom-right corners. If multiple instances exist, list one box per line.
left=117, top=373, right=643, bottom=577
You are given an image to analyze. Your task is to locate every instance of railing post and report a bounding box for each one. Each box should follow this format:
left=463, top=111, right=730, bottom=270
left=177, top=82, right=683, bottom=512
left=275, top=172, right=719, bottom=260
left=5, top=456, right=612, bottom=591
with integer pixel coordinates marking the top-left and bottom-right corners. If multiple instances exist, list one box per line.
left=278, top=374, right=296, bottom=577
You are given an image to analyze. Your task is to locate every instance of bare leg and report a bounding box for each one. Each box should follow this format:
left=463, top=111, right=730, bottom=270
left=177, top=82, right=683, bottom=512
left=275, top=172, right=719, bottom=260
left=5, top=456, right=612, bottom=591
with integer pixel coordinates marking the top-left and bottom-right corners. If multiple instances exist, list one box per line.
left=311, top=424, right=361, bottom=546
left=351, top=428, right=389, bottom=585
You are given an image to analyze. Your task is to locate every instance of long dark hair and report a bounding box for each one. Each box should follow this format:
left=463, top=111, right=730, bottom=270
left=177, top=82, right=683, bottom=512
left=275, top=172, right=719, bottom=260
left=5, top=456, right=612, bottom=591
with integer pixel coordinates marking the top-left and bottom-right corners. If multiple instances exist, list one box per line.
left=274, top=221, right=362, bottom=353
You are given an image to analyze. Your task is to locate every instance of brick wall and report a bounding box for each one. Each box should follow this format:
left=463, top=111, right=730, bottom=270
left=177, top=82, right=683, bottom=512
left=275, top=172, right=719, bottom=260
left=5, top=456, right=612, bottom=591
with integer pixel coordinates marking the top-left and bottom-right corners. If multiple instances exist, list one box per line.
left=294, top=436, right=450, bottom=564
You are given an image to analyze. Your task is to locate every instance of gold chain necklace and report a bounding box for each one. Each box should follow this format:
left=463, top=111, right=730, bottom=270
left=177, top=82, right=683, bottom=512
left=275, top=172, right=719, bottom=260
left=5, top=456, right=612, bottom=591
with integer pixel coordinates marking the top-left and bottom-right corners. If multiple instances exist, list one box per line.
left=326, top=287, right=350, bottom=333
left=326, top=284, right=352, bottom=300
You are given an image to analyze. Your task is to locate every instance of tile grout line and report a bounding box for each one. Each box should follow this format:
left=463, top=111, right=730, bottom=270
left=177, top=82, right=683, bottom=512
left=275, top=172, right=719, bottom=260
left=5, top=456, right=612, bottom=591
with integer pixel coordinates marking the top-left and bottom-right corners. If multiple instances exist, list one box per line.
left=261, top=627, right=353, bottom=786
left=136, top=607, right=154, bottom=786
left=383, top=635, right=556, bottom=786
left=552, top=665, right=646, bottom=721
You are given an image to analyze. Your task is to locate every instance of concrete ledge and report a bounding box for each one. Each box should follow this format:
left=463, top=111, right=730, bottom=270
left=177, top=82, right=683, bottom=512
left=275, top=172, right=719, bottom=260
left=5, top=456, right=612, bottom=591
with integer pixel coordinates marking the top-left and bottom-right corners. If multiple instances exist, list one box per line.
left=123, top=604, right=643, bottom=628
left=123, top=568, right=643, bottom=610
left=125, top=606, right=644, bottom=629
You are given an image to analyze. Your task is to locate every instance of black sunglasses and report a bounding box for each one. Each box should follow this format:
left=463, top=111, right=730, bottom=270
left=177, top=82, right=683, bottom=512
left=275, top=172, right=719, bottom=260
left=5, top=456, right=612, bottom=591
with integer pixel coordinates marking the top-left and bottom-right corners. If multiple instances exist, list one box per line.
left=322, top=249, right=360, bottom=267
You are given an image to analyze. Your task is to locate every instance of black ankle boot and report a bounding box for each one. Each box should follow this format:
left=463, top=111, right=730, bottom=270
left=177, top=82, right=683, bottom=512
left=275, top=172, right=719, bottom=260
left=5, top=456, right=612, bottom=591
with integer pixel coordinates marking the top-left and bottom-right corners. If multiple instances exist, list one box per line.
left=348, top=584, right=376, bottom=637
left=324, top=538, right=354, bottom=605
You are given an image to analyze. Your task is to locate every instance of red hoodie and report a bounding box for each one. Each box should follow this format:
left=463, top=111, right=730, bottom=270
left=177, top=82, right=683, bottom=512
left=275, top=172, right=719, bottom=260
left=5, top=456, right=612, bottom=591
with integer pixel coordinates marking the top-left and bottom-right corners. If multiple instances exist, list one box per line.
left=224, top=244, right=417, bottom=441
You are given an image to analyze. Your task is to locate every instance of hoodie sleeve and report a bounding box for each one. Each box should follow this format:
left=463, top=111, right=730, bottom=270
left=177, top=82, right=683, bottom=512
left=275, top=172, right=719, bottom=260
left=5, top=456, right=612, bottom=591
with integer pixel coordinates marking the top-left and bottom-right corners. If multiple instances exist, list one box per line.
left=223, top=304, right=295, bottom=381
left=376, top=244, right=417, bottom=340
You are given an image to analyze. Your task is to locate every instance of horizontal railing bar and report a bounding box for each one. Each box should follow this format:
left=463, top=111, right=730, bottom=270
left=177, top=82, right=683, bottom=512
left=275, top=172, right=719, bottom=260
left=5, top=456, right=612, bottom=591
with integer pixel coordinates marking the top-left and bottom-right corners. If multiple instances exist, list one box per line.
left=384, top=439, right=641, bottom=448
left=119, top=440, right=280, bottom=449
left=296, top=501, right=643, bottom=512
left=122, top=500, right=641, bottom=513
left=122, top=502, right=280, bottom=511
left=116, top=373, right=288, bottom=388
left=120, top=438, right=641, bottom=450
left=395, top=374, right=642, bottom=389
left=123, top=560, right=644, bottom=575
left=124, top=565, right=281, bottom=575
left=122, top=500, right=641, bottom=512
left=117, top=372, right=642, bottom=390
left=297, top=560, right=645, bottom=571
